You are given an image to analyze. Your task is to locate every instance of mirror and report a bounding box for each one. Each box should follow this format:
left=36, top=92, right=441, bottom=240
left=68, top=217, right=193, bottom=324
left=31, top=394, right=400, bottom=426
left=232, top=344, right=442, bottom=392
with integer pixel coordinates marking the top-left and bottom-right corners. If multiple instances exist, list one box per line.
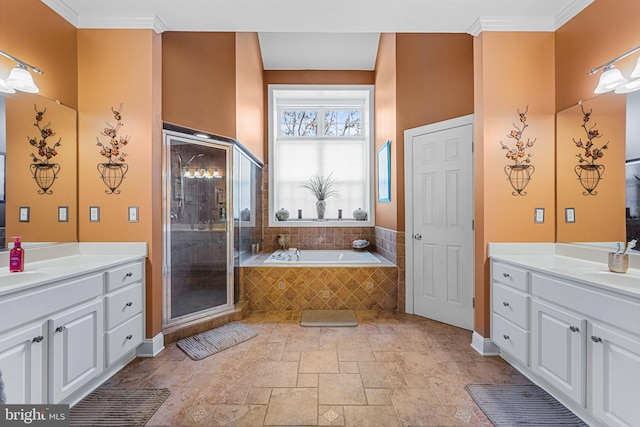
left=1, top=92, right=77, bottom=248
left=556, top=90, right=640, bottom=247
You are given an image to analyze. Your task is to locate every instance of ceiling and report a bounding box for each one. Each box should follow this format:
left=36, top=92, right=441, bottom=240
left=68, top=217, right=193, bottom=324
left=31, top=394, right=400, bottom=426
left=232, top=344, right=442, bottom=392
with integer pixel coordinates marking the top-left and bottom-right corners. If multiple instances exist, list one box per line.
left=41, top=0, right=593, bottom=70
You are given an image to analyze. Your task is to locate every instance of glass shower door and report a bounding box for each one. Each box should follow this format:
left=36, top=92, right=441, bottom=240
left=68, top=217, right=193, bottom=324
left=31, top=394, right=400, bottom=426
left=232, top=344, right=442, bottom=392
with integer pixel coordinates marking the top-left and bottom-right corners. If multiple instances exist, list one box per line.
left=164, top=133, right=232, bottom=325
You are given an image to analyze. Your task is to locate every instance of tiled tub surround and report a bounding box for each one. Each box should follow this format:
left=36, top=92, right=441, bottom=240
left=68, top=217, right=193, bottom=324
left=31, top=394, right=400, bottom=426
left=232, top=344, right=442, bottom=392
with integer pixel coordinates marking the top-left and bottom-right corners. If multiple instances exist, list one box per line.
left=262, top=226, right=376, bottom=252
left=241, top=253, right=398, bottom=311
left=375, top=226, right=406, bottom=312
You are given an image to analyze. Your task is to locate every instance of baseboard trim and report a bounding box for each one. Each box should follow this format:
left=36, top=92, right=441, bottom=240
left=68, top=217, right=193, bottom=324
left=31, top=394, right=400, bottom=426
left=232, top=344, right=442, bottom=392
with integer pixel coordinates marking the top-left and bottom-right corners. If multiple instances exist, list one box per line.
left=471, top=331, right=500, bottom=356
left=136, top=332, right=164, bottom=357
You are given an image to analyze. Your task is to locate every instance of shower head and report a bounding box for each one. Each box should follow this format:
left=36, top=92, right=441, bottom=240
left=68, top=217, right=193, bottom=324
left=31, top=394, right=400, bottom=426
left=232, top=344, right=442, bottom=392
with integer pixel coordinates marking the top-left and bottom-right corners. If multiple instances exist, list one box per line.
left=185, top=153, right=204, bottom=167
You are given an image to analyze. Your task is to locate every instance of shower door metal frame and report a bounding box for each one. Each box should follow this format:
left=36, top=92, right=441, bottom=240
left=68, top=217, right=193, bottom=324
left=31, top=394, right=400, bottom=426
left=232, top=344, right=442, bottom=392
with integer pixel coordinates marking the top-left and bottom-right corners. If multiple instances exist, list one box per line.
left=162, top=130, right=234, bottom=328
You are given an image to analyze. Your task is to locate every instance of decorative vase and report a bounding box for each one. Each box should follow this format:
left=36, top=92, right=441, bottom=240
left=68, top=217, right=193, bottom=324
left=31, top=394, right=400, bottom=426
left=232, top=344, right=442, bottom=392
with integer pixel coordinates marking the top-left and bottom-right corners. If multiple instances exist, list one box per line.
left=30, top=163, right=60, bottom=195
left=316, top=200, right=326, bottom=219
left=575, top=164, right=605, bottom=196
left=353, top=208, right=367, bottom=221
left=98, top=162, right=128, bottom=194
left=504, top=164, right=535, bottom=196
left=241, top=208, right=251, bottom=221
left=275, top=208, right=289, bottom=221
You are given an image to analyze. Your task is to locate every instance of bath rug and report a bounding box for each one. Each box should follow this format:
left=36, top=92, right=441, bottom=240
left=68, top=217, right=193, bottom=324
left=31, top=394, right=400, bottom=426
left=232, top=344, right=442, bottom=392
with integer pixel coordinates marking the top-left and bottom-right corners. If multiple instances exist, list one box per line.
left=300, top=309, right=358, bottom=327
left=465, top=384, right=587, bottom=426
left=70, top=388, right=170, bottom=426
left=177, top=321, right=259, bottom=360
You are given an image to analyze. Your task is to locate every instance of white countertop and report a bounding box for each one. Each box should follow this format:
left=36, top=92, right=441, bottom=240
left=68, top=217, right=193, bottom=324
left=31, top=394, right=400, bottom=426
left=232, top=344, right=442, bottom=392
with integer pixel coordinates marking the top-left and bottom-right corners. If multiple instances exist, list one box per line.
left=0, top=242, right=147, bottom=296
left=489, top=243, right=640, bottom=299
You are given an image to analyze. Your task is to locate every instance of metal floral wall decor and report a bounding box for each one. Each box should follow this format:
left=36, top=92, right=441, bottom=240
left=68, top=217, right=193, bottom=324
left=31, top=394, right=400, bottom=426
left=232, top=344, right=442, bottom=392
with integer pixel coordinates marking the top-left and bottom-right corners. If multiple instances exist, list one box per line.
left=500, top=106, right=537, bottom=196
left=573, top=102, right=608, bottom=196
left=28, top=105, right=61, bottom=194
left=96, top=103, right=129, bottom=194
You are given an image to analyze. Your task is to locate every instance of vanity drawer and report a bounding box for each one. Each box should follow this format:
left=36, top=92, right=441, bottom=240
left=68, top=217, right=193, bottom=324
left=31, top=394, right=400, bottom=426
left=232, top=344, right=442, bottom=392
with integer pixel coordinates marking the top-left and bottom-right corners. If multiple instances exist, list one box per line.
left=492, top=283, right=530, bottom=330
left=105, top=283, right=143, bottom=330
left=106, top=261, right=143, bottom=292
left=105, top=313, right=143, bottom=366
left=493, top=314, right=529, bottom=366
left=492, top=262, right=529, bottom=292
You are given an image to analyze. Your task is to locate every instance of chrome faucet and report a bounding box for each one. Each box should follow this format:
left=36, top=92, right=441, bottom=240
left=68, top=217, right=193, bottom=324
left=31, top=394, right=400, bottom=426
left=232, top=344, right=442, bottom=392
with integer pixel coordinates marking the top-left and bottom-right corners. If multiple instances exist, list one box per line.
left=295, top=249, right=301, bottom=261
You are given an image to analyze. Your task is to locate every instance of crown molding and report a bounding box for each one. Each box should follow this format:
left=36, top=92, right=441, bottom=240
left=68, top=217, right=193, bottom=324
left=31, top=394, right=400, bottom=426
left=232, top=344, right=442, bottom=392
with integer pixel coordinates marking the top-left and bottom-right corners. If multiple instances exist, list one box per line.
left=554, top=0, right=595, bottom=30
left=78, top=15, right=168, bottom=34
left=40, top=0, right=78, bottom=27
left=467, top=16, right=555, bottom=37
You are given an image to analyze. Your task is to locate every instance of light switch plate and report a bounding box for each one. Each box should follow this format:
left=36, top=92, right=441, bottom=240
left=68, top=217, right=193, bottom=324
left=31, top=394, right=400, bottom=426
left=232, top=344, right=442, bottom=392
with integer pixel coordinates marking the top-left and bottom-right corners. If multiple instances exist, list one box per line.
left=89, top=206, right=100, bottom=222
left=534, top=208, right=545, bottom=224
left=565, top=207, right=575, bottom=223
left=19, top=206, right=30, bottom=222
left=58, top=206, right=69, bottom=222
left=128, top=206, right=139, bottom=222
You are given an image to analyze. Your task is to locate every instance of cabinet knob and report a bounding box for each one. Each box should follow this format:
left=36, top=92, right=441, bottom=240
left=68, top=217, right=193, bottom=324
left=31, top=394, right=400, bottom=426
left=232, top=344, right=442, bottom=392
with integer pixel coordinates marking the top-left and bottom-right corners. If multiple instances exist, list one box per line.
left=125, top=272, right=133, bottom=278
left=503, top=334, right=510, bottom=340
left=125, top=302, right=133, bottom=307
left=502, top=273, right=510, bottom=278
left=591, top=336, right=602, bottom=343
left=32, top=336, right=44, bottom=343
left=55, top=326, right=66, bottom=333
left=502, top=301, right=510, bottom=307
left=126, top=334, right=133, bottom=340
left=569, top=326, right=579, bottom=333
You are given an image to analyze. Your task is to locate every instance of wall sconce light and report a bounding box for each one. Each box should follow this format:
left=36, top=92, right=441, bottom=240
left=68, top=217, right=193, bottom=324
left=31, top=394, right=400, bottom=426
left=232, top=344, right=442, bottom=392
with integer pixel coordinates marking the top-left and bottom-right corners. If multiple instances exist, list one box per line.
left=0, top=50, right=43, bottom=94
left=588, top=44, right=640, bottom=94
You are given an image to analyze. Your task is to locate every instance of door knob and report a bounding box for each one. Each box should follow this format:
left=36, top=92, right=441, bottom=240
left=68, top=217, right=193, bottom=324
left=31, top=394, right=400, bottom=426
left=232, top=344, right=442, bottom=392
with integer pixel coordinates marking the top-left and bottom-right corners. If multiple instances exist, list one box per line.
left=414, top=234, right=422, bottom=240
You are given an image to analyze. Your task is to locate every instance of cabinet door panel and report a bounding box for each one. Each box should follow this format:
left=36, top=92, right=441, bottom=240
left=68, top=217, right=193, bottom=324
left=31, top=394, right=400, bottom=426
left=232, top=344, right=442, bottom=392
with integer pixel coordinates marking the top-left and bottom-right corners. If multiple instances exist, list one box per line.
left=0, top=323, right=46, bottom=404
left=532, top=299, right=586, bottom=406
left=49, top=299, right=104, bottom=403
left=592, top=324, right=640, bottom=427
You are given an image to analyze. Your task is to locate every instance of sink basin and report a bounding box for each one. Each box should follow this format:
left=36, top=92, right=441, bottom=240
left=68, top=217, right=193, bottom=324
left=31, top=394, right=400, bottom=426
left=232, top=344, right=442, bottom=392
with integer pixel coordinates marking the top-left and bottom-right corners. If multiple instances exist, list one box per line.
left=0, top=270, right=53, bottom=287
left=579, top=270, right=640, bottom=288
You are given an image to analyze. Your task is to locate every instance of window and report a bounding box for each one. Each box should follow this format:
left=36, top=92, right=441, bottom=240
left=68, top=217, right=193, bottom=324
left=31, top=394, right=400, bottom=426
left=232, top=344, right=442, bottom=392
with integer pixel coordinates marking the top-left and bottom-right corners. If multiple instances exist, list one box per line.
left=269, top=85, right=374, bottom=226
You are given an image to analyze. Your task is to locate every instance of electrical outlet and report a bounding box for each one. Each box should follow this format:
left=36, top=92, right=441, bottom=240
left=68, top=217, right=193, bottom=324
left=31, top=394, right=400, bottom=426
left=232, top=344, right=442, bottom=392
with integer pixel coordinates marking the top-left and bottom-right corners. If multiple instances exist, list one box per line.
left=365, top=282, right=374, bottom=290
left=278, top=282, right=286, bottom=289
left=322, top=290, right=330, bottom=298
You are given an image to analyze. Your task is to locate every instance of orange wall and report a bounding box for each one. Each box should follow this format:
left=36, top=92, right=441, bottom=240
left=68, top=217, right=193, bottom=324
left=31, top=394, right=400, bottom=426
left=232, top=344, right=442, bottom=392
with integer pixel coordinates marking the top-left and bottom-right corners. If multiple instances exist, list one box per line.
left=395, top=33, right=475, bottom=231
left=162, top=32, right=237, bottom=139
left=5, top=94, right=77, bottom=242
left=374, top=34, right=398, bottom=231
left=474, top=32, right=556, bottom=336
left=77, top=29, right=163, bottom=337
left=555, top=0, right=640, bottom=112
left=235, top=33, right=265, bottom=162
left=0, top=0, right=78, bottom=108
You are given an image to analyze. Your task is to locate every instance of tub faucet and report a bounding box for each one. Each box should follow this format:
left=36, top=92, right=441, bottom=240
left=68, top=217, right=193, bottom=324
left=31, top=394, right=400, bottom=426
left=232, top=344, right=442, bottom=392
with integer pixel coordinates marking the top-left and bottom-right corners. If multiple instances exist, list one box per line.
left=295, top=249, right=300, bottom=261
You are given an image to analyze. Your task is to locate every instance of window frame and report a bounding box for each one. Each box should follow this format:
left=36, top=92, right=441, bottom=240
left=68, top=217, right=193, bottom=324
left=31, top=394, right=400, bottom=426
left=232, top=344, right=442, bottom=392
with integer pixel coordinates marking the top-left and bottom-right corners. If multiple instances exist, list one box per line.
left=268, top=84, right=375, bottom=228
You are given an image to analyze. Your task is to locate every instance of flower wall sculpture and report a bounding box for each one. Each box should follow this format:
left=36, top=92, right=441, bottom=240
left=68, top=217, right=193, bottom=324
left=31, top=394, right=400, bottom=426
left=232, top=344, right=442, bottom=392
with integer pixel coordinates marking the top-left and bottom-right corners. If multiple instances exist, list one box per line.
left=572, top=102, right=608, bottom=195
left=96, top=103, right=129, bottom=194
left=499, top=106, right=537, bottom=196
left=28, top=105, right=61, bottom=194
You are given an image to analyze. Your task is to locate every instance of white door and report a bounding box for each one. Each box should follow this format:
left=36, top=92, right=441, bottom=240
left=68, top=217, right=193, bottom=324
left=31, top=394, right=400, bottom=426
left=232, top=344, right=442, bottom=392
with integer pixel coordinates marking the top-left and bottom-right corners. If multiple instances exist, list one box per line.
left=406, top=117, right=474, bottom=330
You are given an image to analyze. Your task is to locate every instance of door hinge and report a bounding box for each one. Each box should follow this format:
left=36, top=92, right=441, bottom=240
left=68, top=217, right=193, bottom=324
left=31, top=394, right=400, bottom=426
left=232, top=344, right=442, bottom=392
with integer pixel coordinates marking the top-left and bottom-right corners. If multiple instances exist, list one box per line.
left=472, top=298, right=475, bottom=308
left=471, top=141, right=474, bottom=153
left=472, top=220, right=474, bottom=230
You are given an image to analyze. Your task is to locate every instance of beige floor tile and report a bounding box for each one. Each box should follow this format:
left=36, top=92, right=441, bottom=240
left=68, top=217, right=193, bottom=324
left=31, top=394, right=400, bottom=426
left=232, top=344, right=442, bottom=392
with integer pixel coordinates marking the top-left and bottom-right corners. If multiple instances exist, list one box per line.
left=343, top=405, right=400, bottom=427
left=263, top=388, right=318, bottom=426
left=319, top=373, right=367, bottom=405
left=337, top=342, right=376, bottom=362
left=358, top=361, right=407, bottom=388
left=390, top=388, right=449, bottom=427
left=211, top=405, right=268, bottom=426
left=300, top=350, right=340, bottom=373
left=365, top=388, right=392, bottom=405
left=252, top=361, right=299, bottom=388
left=319, top=405, right=345, bottom=426
left=281, top=351, right=301, bottom=361
left=245, top=387, right=272, bottom=405
left=298, top=373, right=319, bottom=387
left=339, top=361, right=359, bottom=373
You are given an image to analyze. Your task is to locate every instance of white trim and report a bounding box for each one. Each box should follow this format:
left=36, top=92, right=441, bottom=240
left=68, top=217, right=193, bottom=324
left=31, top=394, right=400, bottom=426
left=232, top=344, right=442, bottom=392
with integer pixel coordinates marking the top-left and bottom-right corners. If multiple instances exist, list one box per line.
left=471, top=331, right=501, bottom=356
left=136, top=332, right=165, bottom=357
left=404, top=114, right=474, bottom=316
left=554, top=0, right=594, bottom=30
left=78, top=15, right=167, bottom=33
left=40, top=0, right=78, bottom=27
left=467, top=16, right=555, bottom=36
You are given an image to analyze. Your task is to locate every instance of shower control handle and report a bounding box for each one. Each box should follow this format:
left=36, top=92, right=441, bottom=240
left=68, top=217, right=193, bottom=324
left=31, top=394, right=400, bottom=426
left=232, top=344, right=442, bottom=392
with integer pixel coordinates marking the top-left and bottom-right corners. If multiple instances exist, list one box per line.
left=414, top=234, right=422, bottom=241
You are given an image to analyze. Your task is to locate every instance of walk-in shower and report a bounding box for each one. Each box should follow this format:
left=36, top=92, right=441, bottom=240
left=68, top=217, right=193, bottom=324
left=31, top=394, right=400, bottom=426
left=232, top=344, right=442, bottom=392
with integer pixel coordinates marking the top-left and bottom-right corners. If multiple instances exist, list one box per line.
left=163, top=126, right=262, bottom=328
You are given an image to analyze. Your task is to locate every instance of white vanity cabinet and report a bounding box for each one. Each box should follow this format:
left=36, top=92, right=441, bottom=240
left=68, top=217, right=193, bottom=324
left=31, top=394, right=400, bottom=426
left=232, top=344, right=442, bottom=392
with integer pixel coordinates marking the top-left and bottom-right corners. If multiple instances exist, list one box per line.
left=490, top=250, right=640, bottom=427
left=0, top=247, right=147, bottom=406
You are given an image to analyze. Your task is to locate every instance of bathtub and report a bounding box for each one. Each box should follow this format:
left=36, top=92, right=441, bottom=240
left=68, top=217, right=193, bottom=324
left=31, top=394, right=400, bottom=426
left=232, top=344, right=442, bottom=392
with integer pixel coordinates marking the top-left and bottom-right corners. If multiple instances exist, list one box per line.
left=264, top=249, right=381, bottom=265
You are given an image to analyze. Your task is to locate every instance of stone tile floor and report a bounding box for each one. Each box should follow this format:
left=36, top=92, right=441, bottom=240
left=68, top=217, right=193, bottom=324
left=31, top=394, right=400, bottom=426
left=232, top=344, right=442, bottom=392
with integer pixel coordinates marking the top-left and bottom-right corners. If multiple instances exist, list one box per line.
left=103, top=311, right=530, bottom=426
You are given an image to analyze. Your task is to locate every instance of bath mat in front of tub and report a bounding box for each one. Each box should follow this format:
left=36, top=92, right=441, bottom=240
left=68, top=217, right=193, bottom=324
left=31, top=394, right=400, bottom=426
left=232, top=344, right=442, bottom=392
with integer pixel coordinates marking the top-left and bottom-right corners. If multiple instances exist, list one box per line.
left=465, top=384, right=588, bottom=426
left=300, top=310, right=358, bottom=327
left=177, top=321, right=259, bottom=360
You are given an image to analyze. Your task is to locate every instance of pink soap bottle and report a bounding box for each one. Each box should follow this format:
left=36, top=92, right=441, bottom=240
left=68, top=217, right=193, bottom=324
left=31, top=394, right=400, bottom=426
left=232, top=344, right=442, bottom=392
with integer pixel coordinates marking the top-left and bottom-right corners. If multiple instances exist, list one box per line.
left=9, top=236, right=25, bottom=272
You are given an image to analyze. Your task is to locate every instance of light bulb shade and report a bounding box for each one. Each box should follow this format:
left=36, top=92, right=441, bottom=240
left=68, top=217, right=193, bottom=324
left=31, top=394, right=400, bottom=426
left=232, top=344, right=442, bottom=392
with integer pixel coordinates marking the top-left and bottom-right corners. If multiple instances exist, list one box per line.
left=0, top=78, right=15, bottom=94
left=6, top=65, right=39, bottom=93
left=631, top=57, right=640, bottom=79
left=614, top=78, right=640, bottom=94
left=594, top=66, right=628, bottom=94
